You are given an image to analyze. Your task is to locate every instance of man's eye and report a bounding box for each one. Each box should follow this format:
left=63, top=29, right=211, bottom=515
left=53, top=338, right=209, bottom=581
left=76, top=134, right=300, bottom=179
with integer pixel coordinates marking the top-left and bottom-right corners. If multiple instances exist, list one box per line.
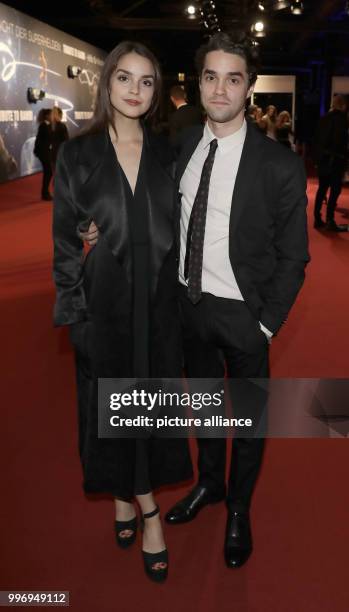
left=205, top=75, right=214, bottom=81
left=230, top=78, right=239, bottom=85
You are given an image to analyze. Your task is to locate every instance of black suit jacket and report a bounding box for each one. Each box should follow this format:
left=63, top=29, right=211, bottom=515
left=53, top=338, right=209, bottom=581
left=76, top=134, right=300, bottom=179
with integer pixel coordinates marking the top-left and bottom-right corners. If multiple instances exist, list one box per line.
left=175, top=120, right=310, bottom=335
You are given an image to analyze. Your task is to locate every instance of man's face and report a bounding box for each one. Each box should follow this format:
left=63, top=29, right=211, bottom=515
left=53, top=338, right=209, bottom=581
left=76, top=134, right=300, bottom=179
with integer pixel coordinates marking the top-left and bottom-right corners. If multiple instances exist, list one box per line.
left=199, top=50, right=254, bottom=124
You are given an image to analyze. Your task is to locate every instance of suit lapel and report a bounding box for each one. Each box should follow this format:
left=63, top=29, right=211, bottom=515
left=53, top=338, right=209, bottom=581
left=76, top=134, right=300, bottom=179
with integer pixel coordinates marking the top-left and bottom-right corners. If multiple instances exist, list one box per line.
left=229, top=121, right=264, bottom=236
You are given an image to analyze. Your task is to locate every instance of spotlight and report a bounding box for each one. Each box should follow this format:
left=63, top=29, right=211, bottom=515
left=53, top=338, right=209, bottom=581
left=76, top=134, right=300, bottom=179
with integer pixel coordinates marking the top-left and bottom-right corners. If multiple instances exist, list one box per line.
left=251, top=20, right=266, bottom=37
left=27, top=87, right=45, bottom=103
left=272, top=0, right=291, bottom=9
left=258, top=2, right=265, bottom=10
left=67, top=65, right=82, bottom=78
left=186, top=5, right=196, bottom=16
left=291, top=1, right=303, bottom=14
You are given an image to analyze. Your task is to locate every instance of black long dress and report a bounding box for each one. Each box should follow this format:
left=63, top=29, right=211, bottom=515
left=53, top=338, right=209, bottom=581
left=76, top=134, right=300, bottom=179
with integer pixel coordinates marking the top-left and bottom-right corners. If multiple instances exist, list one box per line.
left=53, top=127, right=193, bottom=499
left=119, top=143, right=151, bottom=496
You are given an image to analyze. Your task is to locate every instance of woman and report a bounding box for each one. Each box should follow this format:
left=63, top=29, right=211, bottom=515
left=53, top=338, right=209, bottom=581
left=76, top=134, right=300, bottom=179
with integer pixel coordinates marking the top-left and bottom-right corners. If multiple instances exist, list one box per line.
left=51, top=106, right=69, bottom=168
left=52, top=41, right=193, bottom=582
left=34, top=108, right=53, bottom=200
left=275, top=110, right=293, bottom=149
left=262, top=104, right=277, bottom=140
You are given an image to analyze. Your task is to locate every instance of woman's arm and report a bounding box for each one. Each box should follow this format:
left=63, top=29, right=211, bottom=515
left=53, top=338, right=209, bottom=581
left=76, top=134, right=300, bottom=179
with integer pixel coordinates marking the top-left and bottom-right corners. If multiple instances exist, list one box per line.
left=52, top=144, right=87, bottom=326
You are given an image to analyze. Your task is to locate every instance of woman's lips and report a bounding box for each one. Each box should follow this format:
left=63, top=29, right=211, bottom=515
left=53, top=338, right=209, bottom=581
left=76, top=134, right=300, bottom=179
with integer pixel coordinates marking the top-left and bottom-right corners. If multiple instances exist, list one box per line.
left=124, top=99, right=142, bottom=106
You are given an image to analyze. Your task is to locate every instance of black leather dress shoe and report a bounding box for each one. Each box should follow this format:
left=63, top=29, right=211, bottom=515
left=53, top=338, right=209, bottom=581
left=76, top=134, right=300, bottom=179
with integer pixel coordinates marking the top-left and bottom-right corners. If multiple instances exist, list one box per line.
left=165, top=485, right=225, bottom=524
left=224, top=511, right=252, bottom=569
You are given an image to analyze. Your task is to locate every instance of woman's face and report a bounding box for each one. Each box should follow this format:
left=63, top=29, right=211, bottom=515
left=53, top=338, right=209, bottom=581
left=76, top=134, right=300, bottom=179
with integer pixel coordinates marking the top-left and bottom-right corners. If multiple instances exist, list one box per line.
left=108, top=52, right=155, bottom=120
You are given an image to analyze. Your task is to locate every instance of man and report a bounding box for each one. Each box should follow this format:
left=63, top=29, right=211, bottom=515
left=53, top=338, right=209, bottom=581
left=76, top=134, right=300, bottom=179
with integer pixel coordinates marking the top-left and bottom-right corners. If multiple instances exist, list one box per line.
left=168, top=84, right=203, bottom=147
left=80, top=32, right=310, bottom=569
left=313, top=94, right=348, bottom=231
left=164, top=31, right=309, bottom=569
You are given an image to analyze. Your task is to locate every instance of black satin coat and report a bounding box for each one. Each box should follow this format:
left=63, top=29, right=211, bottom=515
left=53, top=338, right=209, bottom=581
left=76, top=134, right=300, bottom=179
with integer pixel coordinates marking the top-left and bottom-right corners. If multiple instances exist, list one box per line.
left=52, top=126, right=193, bottom=498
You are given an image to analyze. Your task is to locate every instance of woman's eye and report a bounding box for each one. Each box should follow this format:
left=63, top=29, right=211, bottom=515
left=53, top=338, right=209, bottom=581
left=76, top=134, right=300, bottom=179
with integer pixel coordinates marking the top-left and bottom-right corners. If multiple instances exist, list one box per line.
left=143, top=79, right=153, bottom=87
left=205, top=75, right=214, bottom=81
left=117, top=74, right=128, bottom=82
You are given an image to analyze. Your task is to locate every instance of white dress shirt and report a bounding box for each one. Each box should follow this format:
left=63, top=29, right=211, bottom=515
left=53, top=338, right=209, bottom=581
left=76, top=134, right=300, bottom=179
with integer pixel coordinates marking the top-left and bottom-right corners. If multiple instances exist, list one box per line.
left=179, top=119, right=273, bottom=340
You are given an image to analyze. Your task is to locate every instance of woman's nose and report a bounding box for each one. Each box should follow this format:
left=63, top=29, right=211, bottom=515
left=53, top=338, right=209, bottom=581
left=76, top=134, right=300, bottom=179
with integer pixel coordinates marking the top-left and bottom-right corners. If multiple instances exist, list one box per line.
left=129, top=79, right=140, bottom=95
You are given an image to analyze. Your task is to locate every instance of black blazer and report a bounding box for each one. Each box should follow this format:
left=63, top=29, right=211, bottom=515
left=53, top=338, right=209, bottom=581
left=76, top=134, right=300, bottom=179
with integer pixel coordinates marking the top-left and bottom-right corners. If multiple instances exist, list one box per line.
left=175, top=120, right=310, bottom=335
left=34, top=121, right=52, bottom=162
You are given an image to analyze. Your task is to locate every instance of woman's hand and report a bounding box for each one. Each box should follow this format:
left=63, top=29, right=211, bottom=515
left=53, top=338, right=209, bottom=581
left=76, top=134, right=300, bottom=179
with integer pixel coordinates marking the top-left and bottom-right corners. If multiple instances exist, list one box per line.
left=78, top=220, right=99, bottom=246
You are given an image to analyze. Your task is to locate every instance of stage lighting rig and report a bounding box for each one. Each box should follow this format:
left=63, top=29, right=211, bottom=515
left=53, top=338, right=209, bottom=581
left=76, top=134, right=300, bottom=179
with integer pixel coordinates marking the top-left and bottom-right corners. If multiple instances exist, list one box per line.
left=27, top=87, right=45, bottom=103
left=67, top=65, right=82, bottom=78
left=197, top=0, right=221, bottom=34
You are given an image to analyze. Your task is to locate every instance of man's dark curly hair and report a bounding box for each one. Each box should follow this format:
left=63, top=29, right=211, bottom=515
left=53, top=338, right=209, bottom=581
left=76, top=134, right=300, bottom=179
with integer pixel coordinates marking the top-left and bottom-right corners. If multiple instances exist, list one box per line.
left=195, top=31, right=261, bottom=87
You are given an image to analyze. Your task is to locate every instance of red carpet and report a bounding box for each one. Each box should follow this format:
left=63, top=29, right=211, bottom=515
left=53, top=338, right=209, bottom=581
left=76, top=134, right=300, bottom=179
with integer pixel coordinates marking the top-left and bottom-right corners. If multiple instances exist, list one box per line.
left=1, top=174, right=349, bottom=612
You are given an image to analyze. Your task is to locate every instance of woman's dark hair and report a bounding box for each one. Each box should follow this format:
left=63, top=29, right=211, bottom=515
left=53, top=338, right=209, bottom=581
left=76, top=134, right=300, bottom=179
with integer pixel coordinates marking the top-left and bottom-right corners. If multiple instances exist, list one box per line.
left=37, top=108, right=52, bottom=123
left=195, top=32, right=260, bottom=87
left=82, top=40, right=162, bottom=136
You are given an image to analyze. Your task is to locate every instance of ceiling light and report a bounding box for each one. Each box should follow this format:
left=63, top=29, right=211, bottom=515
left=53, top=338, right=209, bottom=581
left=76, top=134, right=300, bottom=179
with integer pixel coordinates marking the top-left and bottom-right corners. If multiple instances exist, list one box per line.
left=272, top=0, right=291, bottom=10
left=251, top=20, right=266, bottom=37
left=258, top=2, right=265, bottom=10
left=291, top=1, right=304, bottom=14
left=187, top=5, right=196, bottom=15
left=254, top=21, right=264, bottom=32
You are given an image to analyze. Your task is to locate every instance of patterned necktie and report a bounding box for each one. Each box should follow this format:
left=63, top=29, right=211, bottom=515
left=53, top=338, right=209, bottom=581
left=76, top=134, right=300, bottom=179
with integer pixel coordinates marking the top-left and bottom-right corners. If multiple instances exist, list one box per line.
left=184, top=138, right=218, bottom=304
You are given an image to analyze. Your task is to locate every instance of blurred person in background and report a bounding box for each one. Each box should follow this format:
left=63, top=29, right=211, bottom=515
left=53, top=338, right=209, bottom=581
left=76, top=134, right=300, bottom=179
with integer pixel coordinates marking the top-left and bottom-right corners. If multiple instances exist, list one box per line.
left=51, top=107, right=69, bottom=168
left=275, top=110, right=293, bottom=149
left=313, top=94, right=348, bottom=231
left=34, top=108, right=53, bottom=200
left=262, top=104, right=277, bottom=139
left=168, top=84, right=202, bottom=147
left=0, top=132, right=17, bottom=183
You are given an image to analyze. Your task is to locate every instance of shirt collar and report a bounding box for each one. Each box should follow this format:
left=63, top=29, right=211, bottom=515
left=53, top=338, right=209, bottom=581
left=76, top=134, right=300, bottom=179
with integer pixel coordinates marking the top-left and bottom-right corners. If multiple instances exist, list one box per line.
left=202, top=119, right=247, bottom=154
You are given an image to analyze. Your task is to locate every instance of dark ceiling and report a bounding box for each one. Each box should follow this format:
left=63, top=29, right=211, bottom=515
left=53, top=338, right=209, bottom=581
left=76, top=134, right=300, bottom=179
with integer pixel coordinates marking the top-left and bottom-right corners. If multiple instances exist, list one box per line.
left=3, top=0, right=349, bottom=75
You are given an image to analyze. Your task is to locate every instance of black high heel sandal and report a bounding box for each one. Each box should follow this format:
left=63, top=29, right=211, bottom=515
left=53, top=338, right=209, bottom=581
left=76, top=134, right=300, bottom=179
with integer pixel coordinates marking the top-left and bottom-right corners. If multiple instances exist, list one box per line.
left=141, top=506, right=168, bottom=583
left=115, top=514, right=138, bottom=549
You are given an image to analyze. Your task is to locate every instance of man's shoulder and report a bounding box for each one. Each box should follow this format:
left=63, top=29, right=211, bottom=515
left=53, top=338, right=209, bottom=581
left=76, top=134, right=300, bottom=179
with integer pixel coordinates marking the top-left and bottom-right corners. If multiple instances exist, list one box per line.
left=254, top=127, right=299, bottom=165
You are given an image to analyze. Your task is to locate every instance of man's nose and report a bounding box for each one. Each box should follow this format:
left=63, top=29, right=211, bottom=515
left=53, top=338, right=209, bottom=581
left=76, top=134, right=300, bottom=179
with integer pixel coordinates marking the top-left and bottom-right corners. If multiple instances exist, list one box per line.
left=213, top=78, right=227, bottom=96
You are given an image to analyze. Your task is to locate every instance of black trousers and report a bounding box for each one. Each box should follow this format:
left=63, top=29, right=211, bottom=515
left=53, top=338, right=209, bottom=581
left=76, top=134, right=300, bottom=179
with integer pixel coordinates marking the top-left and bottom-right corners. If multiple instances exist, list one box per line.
left=179, top=288, right=269, bottom=512
left=314, top=165, right=345, bottom=222
left=39, top=157, right=52, bottom=198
